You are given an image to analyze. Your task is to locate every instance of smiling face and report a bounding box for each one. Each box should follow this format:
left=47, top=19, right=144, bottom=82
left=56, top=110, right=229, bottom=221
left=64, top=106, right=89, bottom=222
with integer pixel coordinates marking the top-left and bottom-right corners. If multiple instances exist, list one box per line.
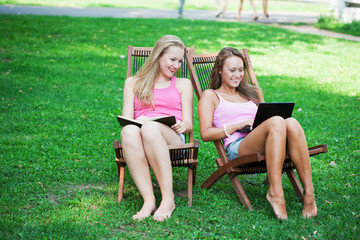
left=219, top=56, right=245, bottom=88
left=158, top=46, right=184, bottom=79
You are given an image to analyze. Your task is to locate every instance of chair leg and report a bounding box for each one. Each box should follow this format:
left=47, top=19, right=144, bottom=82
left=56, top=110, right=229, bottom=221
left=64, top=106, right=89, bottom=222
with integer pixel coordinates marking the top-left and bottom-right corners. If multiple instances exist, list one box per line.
left=192, top=166, right=197, bottom=186
left=118, top=164, right=125, bottom=203
left=216, top=158, right=253, bottom=210
left=286, top=169, right=304, bottom=202
left=263, top=175, right=269, bottom=185
left=230, top=176, right=254, bottom=210
left=187, top=167, right=193, bottom=207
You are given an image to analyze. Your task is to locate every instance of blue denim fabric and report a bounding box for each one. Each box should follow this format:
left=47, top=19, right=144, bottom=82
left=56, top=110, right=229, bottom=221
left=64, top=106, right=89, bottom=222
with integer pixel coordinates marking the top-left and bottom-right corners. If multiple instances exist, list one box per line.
left=225, top=137, right=245, bottom=160
left=179, top=133, right=186, bottom=144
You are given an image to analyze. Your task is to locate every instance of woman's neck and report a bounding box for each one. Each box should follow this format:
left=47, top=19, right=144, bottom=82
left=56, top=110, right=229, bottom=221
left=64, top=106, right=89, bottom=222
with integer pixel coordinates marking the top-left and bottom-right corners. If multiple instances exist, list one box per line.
left=155, top=73, right=171, bottom=83
left=154, top=74, right=172, bottom=88
left=217, top=85, right=237, bottom=95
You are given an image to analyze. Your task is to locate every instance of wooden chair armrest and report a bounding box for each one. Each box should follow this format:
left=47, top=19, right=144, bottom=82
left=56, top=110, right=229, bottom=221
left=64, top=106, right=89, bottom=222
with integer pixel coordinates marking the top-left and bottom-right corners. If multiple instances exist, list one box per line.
left=168, top=139, right=199, bottom=150
left=308, top=144, right=328, bottom=156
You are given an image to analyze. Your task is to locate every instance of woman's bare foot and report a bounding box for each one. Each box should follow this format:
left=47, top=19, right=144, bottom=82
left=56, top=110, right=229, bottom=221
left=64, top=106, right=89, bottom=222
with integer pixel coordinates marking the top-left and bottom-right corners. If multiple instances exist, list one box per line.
left=153, top=199, right=175, bottom=221
left=302, top=193, right=317, bottom=218
left=236, top=14, right=241, bottom=19
left=266, top=191, right=288, bottom=220
left=133, top=200, right=156, bottom=221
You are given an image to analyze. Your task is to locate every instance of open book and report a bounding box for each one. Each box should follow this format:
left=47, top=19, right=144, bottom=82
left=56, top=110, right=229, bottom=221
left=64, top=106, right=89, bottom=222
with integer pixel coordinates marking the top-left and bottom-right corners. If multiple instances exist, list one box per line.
left=116, top=115, right=177, bottom=128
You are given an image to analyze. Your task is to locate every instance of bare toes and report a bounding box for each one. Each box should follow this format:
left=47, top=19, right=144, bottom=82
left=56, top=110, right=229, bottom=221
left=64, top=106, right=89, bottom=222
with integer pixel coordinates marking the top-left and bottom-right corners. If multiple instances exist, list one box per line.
left=132, top=203, right=156, bottom=221
left=153, top=201, right=175, bottom=221
left=302, top=195, right=317, bottom=218
left=266, top=191, right=288, bottom=220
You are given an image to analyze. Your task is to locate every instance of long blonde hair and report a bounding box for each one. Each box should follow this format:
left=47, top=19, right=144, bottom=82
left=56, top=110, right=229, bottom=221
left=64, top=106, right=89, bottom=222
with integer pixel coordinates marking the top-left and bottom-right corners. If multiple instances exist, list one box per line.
left=210, top=47, right=263, bottom=105
left=134, top=35, right=186, bottom=107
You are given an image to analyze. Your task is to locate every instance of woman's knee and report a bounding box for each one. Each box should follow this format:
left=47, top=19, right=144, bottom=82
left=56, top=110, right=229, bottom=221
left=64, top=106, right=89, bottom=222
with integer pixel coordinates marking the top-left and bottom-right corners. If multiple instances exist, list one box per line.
left=285, top=118, right=304, bottom=137
left=121, top=125, right=141, bottom=144
left=266, top=116, right=286, bottom=134
left=140, top=121, right=163, bottom=142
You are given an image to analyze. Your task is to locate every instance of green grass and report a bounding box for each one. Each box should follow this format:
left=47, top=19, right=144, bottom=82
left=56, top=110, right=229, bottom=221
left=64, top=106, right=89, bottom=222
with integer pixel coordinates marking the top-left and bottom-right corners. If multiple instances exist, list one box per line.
left=315, top=15, right=360, bottom=36
left=0, top=0, right=331, bottom=13
left=1, top=15, right=359, bottom=239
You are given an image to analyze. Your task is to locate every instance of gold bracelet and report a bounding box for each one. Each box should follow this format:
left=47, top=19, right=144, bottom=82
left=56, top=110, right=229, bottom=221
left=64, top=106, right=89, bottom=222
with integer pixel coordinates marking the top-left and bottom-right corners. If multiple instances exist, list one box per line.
left=223, top=125, right=231, bottom=138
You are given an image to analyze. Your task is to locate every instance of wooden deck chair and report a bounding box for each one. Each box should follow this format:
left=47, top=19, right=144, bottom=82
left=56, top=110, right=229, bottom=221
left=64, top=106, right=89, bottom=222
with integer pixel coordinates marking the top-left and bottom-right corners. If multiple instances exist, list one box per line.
left=185, top=49, right=327, bottom=210
left=114, top=45, right=199, bottom=207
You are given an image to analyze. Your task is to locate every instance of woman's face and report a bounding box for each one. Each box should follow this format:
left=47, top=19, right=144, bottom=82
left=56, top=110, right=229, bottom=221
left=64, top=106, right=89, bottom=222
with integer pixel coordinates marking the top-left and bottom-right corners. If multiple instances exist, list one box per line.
left=219, top=56, right=244, bottom=88
left=158, top=46, right=184, bottom=79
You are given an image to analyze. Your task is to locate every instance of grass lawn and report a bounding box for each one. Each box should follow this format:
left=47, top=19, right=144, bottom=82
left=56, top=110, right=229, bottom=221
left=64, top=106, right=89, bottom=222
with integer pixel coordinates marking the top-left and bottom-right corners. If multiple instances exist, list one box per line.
left=0, top=0, right=331, bottom=13
left=315, top=15, right=360, bottom=37
left=0, top=15, right=359, bottom=239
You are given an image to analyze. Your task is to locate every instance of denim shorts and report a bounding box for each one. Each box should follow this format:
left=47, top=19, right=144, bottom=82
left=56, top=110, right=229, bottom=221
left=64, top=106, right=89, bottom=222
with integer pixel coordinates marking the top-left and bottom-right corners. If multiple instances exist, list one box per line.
left=179, top=133, right=186, bottom=144
left=225, top=137, right=245, bottom=160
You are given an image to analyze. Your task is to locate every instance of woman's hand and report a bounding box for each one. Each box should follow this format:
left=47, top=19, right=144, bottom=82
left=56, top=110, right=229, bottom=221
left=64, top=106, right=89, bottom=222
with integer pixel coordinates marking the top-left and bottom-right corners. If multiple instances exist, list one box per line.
left=171, top=120, right=186, bottom=134
left=236, top=119, right=254, bottom=133
left=240, top=119, right=254, bottom=130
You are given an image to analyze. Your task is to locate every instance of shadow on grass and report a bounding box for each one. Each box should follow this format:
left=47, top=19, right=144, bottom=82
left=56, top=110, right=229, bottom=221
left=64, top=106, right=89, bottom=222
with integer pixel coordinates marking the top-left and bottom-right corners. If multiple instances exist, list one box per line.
left=0, top=14, right=359, bottom=239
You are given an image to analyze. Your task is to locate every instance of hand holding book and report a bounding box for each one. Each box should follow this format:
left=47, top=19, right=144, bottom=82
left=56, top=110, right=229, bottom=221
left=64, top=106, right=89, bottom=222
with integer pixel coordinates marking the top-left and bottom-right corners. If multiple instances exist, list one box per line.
left=171, top=120, right=186, bottom=134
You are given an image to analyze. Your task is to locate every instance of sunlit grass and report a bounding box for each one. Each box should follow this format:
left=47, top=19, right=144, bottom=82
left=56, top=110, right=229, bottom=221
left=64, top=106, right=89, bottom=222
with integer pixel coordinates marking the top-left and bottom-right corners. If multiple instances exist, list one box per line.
left=0, top=15, right=359, bottom=239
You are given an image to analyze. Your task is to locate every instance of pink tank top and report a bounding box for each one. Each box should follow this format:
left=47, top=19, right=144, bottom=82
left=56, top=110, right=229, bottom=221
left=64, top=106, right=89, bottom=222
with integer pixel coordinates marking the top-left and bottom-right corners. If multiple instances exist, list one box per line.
left=134, top=76, right=182, bottom=121
left=212, top=90, right=258, bottom=149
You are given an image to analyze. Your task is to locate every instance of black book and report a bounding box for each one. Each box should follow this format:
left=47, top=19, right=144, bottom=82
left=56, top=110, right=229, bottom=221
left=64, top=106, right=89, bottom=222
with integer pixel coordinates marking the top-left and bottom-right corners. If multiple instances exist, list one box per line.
left=116, top=115, right=176, bottom=128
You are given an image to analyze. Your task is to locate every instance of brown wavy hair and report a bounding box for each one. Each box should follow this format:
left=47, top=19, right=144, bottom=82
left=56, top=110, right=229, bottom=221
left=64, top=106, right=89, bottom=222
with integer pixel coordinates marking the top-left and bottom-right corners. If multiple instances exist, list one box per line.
left=210, top=47, right=263, bottom=105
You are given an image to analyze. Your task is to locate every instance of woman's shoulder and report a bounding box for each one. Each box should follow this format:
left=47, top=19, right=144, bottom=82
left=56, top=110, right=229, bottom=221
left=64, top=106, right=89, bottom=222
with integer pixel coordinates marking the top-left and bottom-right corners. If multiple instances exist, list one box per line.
left=124, top=76, right=139, bottom=88
left=201, top=89, right=219, bottom=102
left=175, top=77, right=193, bottom=90
left=125, top=76, right=137, bottom=84
left=175, top=77, right=191, bottom=85
left=202, top=89, right=216, bottom=97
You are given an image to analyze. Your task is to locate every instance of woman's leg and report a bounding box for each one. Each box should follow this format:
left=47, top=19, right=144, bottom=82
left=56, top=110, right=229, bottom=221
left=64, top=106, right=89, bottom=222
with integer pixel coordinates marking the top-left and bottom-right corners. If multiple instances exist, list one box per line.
left=222, top=0, right=228, bottom=18
left=237, top=116, right=288, bottom=219
left=249, top=0, right=258, bottom=20
left=285, top=118, right=317, bottom=218
left=237, top=0, right=244, bottom=19
left=216, top=0, right=222, bottom=17
left=263, top=0, right=268, bottom=18
left=121, top=125, right=156, bottom=221
left=140, top=121, right=183, bottom=221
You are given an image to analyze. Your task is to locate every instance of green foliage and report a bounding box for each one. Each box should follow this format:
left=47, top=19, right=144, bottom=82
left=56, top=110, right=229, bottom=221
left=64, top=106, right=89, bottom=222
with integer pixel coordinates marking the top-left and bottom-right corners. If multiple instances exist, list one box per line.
left=316, top=15, right=360, bottom=36
left=0, top=15, right=359, bottom=239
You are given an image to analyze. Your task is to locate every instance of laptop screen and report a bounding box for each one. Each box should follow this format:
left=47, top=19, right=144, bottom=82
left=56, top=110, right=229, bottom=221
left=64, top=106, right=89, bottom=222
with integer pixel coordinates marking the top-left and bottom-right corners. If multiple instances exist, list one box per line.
left=252, top=102, right=295, bottom=129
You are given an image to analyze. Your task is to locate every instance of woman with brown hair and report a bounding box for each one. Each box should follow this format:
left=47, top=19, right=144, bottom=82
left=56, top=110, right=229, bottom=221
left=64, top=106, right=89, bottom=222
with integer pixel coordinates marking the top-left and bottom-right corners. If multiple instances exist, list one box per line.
left=198, top=47, right=317, bottom=220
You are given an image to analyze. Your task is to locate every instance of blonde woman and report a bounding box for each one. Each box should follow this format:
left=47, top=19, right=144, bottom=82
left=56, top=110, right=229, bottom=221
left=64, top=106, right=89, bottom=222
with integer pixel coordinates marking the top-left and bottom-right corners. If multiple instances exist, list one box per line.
left=198, top=47, right=317, bottom=220
left=121, top=35, right=193, bottom=221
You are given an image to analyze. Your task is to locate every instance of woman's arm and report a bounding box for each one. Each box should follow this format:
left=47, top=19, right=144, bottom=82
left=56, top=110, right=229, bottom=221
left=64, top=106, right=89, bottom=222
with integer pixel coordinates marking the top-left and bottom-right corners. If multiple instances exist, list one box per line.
left=176, top=78, right=193, bottom=134
left=198, top=90, right=224, bottom=141
left=121, top=77, right=136, bottom=119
